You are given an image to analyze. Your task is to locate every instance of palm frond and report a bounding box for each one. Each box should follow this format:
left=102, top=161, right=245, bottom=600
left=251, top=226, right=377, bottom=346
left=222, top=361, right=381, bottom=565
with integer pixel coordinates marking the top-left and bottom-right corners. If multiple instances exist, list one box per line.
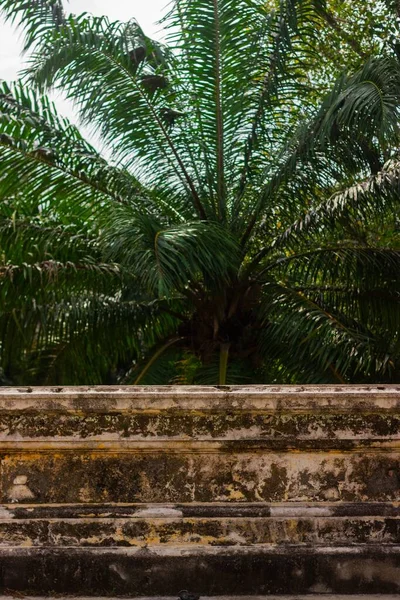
left=102, top=206, right=240, bottom=296
left=0, top=82, right=144, bottom=223
left=23, top=14, right=208, bottom=218
left=259, top=280, right=395, bottom=382
left=0, top=294, right=178, bottom=385
left=274, top=157, right=400, bottom=252
left=240, top=56, right=400, bottom=247
left=0, top=0, right=65, bottom=51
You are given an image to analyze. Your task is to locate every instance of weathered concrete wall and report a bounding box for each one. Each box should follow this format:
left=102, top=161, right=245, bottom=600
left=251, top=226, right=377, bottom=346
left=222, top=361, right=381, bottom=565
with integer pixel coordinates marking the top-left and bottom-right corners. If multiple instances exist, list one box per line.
left=1, top=385, right=400, bottom=595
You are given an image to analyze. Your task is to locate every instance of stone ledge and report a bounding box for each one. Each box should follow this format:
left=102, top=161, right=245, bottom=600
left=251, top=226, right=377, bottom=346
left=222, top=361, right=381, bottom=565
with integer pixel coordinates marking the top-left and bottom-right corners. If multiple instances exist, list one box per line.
left=2, top=502, right=400, bottom=547
left=1, top=384, right=400, bottom=412
left=1, top=386, right=400, bottom=595
left=1, top=517, right=400, bottom=547
left=3, top=501, right=400, bottom=518
left=2, top=439, right=400, bottom=449
left=2, top=386, right=400, bottom=452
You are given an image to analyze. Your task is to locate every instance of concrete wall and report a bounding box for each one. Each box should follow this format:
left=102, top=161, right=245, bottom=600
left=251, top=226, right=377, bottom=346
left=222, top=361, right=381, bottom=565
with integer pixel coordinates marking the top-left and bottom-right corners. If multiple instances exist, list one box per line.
left=1, top=385, right=400, bottom=594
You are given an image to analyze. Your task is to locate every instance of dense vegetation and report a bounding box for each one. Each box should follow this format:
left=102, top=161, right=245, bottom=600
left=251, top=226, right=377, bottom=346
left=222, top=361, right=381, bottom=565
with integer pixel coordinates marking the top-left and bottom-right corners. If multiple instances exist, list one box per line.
left=0, top=0, right=399, bottom=385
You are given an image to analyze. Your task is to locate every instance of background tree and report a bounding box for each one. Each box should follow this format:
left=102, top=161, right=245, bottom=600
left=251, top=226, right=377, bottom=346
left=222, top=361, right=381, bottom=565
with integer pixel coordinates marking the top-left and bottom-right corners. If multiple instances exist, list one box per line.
left=0, top=0, right=399, bottom=385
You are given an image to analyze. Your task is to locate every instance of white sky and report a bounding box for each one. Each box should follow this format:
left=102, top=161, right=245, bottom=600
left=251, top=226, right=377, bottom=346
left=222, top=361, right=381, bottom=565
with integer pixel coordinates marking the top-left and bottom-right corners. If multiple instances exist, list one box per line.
left=0, top=0, right=168, bottom=132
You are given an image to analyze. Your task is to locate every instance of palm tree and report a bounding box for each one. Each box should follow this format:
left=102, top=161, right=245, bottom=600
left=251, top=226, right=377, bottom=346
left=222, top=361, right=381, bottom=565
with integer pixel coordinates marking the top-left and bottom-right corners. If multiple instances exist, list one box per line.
left=0, top=0, right=399, bottom=385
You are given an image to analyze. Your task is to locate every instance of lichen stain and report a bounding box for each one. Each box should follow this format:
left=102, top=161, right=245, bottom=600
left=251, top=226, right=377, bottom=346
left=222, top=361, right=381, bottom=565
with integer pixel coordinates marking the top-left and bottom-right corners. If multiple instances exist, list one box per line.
left=336, top=558, right=400, bottom=587
left=260, top=464, right=288, bottom=502
left=3, top=410, right=400, bottom=442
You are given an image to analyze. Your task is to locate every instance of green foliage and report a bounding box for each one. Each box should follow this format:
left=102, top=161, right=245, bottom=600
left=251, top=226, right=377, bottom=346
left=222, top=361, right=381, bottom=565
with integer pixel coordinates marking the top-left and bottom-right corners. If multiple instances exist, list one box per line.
left=0, top=0, right=400, bottom=384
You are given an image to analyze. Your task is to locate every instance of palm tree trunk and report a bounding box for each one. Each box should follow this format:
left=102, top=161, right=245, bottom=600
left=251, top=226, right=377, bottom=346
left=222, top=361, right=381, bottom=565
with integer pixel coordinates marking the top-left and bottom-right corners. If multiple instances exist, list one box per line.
left=219, top=342, right=230, bottom=385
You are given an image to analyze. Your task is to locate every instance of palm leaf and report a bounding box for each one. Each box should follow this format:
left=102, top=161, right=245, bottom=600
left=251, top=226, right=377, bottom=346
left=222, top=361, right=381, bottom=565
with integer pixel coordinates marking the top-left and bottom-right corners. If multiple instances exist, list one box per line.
left=0, top=0, right=65, bottom=51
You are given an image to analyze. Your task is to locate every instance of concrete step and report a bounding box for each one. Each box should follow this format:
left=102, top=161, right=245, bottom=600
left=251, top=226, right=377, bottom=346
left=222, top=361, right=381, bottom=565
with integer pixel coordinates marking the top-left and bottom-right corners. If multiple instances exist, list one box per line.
left=1, top=503, right=400, bottom=547
left=1, top=545, right=400, bottom=595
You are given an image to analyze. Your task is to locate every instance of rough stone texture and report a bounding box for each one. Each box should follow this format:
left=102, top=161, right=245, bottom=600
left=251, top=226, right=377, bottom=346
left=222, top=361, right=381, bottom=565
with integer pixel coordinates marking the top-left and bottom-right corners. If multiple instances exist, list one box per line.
left=3, top=451, right=400, bottom=504
left=1, top=385, right=400, bottom=595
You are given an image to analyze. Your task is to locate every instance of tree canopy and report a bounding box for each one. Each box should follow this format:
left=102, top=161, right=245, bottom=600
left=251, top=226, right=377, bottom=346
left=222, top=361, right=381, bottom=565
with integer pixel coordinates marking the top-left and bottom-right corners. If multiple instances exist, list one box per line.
left=0, top=0, right=399, bottom=385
